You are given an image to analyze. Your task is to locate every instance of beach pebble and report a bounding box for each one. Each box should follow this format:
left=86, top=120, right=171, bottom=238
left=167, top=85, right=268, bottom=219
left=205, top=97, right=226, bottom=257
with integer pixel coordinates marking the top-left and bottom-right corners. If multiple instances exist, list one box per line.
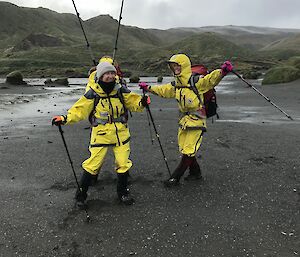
left=52, top=245, right=59, bottom=251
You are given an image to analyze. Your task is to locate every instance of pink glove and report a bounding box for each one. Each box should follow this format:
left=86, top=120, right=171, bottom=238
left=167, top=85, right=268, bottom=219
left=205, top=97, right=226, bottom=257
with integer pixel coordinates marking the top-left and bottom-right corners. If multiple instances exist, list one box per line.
left=139, top=82, right=149, bottom=91
left=221, top=61, right=233, bottom=76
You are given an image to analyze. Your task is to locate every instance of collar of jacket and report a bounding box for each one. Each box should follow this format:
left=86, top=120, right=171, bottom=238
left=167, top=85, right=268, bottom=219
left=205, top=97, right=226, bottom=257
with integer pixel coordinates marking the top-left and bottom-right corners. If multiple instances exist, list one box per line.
left=174, top=72, right=192, bottom=87
left=89, top=79, right=121, bottom=96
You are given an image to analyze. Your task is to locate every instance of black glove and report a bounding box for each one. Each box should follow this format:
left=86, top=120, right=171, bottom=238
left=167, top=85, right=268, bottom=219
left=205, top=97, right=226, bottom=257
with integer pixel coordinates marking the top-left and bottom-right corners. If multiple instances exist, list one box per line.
left=141, top=95, right=151, bottom=107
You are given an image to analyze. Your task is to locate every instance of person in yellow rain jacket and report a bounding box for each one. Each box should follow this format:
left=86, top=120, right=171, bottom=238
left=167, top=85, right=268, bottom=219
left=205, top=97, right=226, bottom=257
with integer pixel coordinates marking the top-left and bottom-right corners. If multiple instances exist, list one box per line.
left=86, top=56, right=127, bottom=185
left=139, top=54, right=233, bottom=187
left=52, top=62, right=150, bottom=207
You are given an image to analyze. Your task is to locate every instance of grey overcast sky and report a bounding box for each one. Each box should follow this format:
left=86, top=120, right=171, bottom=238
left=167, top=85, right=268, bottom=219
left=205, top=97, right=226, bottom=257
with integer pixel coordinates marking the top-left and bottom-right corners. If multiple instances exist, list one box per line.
left=3, top=0, right=300, bottom=29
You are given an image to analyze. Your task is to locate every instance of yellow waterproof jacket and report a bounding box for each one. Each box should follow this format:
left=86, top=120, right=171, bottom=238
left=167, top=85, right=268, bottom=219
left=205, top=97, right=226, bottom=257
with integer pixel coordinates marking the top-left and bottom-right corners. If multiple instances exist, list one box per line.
left=148, top=54, right=223, bottom=130
left=66, top=79, right=144, bottom=146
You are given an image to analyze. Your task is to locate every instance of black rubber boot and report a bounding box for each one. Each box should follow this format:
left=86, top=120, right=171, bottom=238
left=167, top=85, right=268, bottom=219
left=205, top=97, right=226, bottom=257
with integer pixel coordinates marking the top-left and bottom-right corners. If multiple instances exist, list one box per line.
left=75, top=170, right=95, bottom=209
left=117, top=172, right=134, bottom=205
left=90, top=173, right=99, bottom=186
left=164, top=155, right=193, bottom=187
left=184, top=157, right=203, bottom=181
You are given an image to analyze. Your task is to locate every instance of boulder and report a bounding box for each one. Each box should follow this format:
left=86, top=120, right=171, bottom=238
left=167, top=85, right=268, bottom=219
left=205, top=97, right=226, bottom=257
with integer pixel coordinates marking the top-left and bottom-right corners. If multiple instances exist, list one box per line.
left=44, top=78, right=53, bottom=85
left=44, top=78, right=69, bottom=87
left=129, top=75, right=140, bottom=83
left=262, top=66, right=300, bottom=85
left=157, top=76, right=163, bottom=83
left=6, top=71, right=27, bottom=85
left=54, top=78, right=69, bottom=86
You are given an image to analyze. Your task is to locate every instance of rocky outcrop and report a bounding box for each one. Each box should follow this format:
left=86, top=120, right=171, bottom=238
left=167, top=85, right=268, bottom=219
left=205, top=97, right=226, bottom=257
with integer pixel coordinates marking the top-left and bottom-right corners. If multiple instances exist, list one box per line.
left=129, top=76, right=140, bottom=83
left=6, top=71, right=27, bottom=85
left=262, top=66, right=300, bottom=85
left=13, top=34, right=63, bottom=51
left=44, top=78, right=69, bottom=87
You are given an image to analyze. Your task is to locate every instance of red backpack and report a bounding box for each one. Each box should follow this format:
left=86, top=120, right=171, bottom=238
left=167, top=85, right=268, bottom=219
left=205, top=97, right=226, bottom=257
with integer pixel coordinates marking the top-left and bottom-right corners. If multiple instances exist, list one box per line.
left=190, top=64, right=219, bottom=119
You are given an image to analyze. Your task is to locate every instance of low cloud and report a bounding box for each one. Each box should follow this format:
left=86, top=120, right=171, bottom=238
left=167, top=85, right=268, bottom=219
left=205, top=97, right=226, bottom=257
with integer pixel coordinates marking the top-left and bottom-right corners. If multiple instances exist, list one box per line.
left=4, top=0, right=300, bottom=29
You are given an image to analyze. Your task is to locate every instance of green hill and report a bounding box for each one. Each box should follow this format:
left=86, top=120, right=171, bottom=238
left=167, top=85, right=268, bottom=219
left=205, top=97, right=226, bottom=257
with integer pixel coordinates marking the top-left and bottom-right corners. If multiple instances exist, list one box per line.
left=260, top=34, right=300, bottom=59
left=0, top=2, right=299, bottom=77
left=166, top=32, right=250, bottom=59
left=0, top=2, right=82, bottom=49
left=166, top=25, right=300, bottom=50
left=260, top=33, right=300, bottom=60
left=262, top=34, right=300, bottom=52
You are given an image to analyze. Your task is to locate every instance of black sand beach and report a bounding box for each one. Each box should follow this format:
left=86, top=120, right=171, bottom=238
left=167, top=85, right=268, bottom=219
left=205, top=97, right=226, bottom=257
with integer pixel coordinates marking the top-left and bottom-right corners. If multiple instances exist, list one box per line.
left=0, top=77, right=299, bottom=256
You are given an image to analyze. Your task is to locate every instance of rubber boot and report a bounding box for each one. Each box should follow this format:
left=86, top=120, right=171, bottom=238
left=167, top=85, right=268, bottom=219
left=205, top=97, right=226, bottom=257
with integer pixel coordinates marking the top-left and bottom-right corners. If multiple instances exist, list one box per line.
left=75, top=170, right=95, bottom=209
left=164, top=155, right=193, bottom=187
left=117, top=172, right=134, bottom=205
left=90, top=173, right=99, bottom=186
left=184, top=157, right=203, bottom=181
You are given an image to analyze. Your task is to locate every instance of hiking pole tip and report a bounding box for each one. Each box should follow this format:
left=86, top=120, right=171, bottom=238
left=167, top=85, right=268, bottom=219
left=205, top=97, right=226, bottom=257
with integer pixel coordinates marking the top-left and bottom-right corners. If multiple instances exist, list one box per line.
left=85, top=212, right=91, bottom=223
left=57, top=124, right=92, bottom=222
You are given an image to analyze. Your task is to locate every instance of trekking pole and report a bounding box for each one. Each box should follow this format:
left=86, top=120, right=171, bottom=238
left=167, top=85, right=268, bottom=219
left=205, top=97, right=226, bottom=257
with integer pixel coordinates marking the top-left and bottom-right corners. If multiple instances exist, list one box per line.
left=145, top=110, right=154, bottom=145
left=57, top=124, right=91, bottom=222
left=143, top=90, right=154, bottom=145
left=71, top=0, right=97, bottom=66
left=112, top=0, right=125, bottom=62
left=232, top=70, right=294, bottom=120
left=142, top=90, right=171, bottom=177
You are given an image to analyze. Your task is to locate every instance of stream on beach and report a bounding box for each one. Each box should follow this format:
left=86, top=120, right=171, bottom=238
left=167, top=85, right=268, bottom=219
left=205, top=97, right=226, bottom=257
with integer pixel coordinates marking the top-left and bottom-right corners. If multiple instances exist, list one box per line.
left=0, top=75, right=299, bottom=129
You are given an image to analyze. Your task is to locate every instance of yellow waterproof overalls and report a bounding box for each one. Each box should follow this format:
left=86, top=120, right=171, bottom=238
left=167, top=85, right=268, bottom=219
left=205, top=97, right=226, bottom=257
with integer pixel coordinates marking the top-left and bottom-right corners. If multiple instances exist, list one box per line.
left=148, top=54, right=223, bottom=156
left=66, top=77, right=144, bottom=175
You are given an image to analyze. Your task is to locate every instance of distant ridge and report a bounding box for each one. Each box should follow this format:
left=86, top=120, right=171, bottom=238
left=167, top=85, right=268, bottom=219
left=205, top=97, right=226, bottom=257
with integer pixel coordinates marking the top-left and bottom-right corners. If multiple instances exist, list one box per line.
left=0, top=1, right=299, bottom=76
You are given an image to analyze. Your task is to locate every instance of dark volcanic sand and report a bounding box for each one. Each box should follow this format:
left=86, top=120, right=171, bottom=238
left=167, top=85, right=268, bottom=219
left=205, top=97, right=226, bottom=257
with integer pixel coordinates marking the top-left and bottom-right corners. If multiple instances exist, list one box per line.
left=0, top=77, right=299, bottom=256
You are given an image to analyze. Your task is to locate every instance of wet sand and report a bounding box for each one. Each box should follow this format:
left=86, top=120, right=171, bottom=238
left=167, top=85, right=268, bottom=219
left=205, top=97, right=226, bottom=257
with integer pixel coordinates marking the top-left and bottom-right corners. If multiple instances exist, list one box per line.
left=0, top=77, right=299, bottom=256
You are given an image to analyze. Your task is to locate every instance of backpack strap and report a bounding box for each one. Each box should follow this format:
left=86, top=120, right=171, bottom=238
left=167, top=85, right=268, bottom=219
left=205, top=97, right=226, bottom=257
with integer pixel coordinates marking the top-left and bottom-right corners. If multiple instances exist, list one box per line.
left=189, top=75, right=203, bottom=105
left=117, top=85, right=130, bottom=113
left=85, top=88, right=100, bottom=126
left=84, top=87, right=98, bottom=100
left=85, top=86, right=129, bottom=126
left=170, top=76, right=203, bottom=105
